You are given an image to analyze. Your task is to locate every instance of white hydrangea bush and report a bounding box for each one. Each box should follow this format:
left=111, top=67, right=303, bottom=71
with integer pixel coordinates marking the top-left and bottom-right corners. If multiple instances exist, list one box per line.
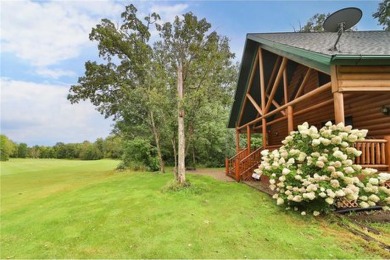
left=256, top=121, right=390, bottom=216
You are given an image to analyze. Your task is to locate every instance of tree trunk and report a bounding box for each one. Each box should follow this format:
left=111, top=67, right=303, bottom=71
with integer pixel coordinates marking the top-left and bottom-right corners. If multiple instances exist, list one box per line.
left=150, top=111, right=165, bottom=173
left=177, top=63, right=186, bottom=184
left=172, top=138, right=178, bottom=180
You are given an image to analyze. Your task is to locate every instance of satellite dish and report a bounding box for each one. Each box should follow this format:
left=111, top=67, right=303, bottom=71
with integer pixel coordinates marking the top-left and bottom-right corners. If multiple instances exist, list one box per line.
left=323, top=7, right=362, bottom=51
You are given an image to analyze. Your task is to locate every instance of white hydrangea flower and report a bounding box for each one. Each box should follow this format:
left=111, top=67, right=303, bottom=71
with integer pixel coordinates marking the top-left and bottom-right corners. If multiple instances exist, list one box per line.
left=277, top=198, right=284, bottom=205
left=319, top=192, right=327, bottom=198
left=261, top=149, right=269, bottom=156
left=325, top=197, right=334, bottom=204
left=343, top=177, right=354, bottom=185
left=359, top=202, right=369, bottom=208
left=331, top=180, right=340, bottom=188
left=335, top=190, right=345, bottom=197
left=301, top=211, right=306, bottom=216
left=316, top=161, right=325, bottom=168
left=294, top=175, right=302, bottom=181
left=298, top=122, right=309, bottom=131
left=297, top=152, right=307, bottom=162
left=282, top=168, right=290, bottom=175
left=320, top=138, right=331, bottom=146
left=362, top=168, right=377, bottom=175
left=369, top=178, right=379, bottom=185
left=326, top=189, right=336, bottom=198
left=378, top=173, right=390, bottom=181
left=313, top=211, right=320, bottom=217
left=344, top=167, right=355, bottom=174
left=292, top=196, right=303, bottom=202
left=368, top=194, right=380, bottom=203
left=359, top=195, right=368, bottom=201
left=331, top=136, right=342, bottom=144
left=312, top=139, right=321, bottom=146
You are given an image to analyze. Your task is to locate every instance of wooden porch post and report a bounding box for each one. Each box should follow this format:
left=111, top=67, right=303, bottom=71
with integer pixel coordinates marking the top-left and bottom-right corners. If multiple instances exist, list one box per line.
left=287, top=106, right=294, bottom=133
left=385, top=136, right=390, bottom=172
left=247, top=125, right=251, bottom=152
left=333, top=92, right=345, bottom=124
left=262, top=119, right=267, bottom=148
left=259, top=47, right=267, bottom=148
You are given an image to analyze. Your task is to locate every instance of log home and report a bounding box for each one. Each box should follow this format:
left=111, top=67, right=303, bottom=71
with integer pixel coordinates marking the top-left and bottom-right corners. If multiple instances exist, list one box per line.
left=226, top=31, right=390, bottom=182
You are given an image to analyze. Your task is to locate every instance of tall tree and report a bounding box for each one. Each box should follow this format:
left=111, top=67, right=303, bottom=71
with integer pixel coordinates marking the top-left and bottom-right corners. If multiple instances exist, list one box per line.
left=68, top=5, right=169, bottom=172
left=156, top=13, right=235, bottom=183
left=373, top=0, right=390, bottom=31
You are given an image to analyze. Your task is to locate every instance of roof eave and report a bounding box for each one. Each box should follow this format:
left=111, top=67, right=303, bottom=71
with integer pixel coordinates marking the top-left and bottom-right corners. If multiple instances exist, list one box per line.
left=331, top=55, right=390, bottom=66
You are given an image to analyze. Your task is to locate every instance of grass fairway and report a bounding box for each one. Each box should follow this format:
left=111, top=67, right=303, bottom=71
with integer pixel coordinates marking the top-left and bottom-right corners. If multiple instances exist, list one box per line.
left=1, top=159, right=388, bottom=258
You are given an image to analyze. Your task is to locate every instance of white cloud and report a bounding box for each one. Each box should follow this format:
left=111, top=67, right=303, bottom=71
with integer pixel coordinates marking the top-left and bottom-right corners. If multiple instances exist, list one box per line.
left=35, top=68, right=76, bottom=79
left=0, top=77, right=113, bottom=145
left=0, top=0, right=123, bottom=67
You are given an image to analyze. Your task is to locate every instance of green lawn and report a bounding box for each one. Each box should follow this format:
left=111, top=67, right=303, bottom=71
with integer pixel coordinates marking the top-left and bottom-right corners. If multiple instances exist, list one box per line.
left=1, top=159, right=388, bottom=258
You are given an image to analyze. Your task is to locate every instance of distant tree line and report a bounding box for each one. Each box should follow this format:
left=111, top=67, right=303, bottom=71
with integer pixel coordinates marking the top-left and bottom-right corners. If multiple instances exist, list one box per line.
left=0, top=134, right=123, bottom=161
left=1, top=133, right=237, bottom=170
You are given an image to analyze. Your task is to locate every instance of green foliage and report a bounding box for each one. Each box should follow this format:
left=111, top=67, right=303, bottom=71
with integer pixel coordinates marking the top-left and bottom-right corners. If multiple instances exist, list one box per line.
left=17, top=143, right=28, bottom=158
left=373, top=0, right=390, bottom=31
left=122, top=138, right=159, bottom=171
left=79, top=141, right=103, bottom=160
left=0, top=135, right=15, bottom=161
left=298, top=13, right=329, bottom=32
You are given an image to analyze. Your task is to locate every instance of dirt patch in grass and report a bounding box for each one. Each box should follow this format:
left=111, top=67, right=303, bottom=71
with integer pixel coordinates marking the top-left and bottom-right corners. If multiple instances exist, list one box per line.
left=186, top=168, right=235, bottom=182
left=345, top=210, right=390, bottom=223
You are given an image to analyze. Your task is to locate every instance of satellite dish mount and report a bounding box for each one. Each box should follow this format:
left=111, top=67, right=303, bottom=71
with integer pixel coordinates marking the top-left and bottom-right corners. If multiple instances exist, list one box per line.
left=323, top=7, right=362, bottom=51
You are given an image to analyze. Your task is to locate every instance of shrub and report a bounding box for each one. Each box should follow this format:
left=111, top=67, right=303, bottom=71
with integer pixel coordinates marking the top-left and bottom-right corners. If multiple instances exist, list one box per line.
left=256, top=121, right=390, bottom=216
left=122, top=138, right=160, bottom=172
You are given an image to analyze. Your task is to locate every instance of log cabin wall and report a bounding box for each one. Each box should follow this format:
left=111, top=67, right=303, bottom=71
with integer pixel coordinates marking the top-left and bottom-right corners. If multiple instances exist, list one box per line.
left=266, top=65, right=390, bottom=146
left=344, top=93, right=390, bottom=137
left=267, top=65, right=334, bottom=145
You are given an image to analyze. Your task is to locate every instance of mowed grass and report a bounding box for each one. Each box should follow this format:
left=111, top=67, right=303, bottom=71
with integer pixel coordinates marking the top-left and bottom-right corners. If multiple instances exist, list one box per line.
left=1, top=159, right=388, bottom=258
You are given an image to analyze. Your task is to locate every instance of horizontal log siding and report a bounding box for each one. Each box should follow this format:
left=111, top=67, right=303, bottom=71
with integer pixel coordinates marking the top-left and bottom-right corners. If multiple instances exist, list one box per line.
left=344, top=93, right=390, bottom=138
left=336, top=66, right=390, bottom=91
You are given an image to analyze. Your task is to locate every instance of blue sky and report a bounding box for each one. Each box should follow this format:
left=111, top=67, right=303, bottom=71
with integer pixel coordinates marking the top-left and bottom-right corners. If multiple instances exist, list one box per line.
left=0, top=0, right=383, bottom=146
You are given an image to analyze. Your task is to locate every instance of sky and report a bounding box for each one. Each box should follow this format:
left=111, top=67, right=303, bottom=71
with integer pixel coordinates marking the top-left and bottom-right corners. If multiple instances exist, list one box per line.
left=0, top=0, right=383, bottom=146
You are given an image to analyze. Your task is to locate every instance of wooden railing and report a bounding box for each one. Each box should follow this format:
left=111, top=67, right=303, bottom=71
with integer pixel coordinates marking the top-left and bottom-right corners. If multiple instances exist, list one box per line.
left=239, top=147, right=264, bottom=181
left=225, top=148, right=250, bottom=181
left=355, top=137, right=390, bottom=171
left=226, top=145, right=283, bottom=182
